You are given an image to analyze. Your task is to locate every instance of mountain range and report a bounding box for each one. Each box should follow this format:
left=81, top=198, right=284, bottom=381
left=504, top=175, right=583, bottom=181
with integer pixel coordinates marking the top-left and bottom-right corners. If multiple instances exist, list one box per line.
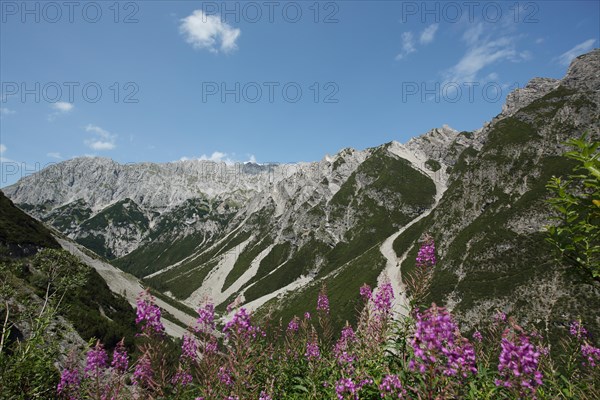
left=3, top=49, right=600, bottom=340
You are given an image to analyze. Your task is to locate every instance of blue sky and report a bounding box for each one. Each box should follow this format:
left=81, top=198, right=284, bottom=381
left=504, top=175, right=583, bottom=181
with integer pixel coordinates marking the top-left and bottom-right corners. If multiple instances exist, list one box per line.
left=1, top=1, right=599, bottom=186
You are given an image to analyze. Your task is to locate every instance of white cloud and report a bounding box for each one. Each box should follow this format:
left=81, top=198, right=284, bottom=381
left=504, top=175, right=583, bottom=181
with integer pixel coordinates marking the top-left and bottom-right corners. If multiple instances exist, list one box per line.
left=396, top=24, right=439, bottom=61
left=443, top=24, right=526, bottom=84
left=395, top=32, right=416, bottom=60
left=0, top=107, right=15, bottom=116
left=48, top=102, right=74, bottom=121
left=0, top=144, right=12, bottom=162
left=420, top=24, right=439, bottom=45
left=51, top=102, right=74, bottom=112
left=557, top=39, right=596, bottom=66
left=462, top=23, right=484, bottom=46
left=199, top=151, right=232, bottom=163
left=84, top=124, right=117, bottom=151
left=47, top=152, right=63, bottom=160
left=180, top=10, right=241, bottom=53
left=179, top=151, right=256, bottom=165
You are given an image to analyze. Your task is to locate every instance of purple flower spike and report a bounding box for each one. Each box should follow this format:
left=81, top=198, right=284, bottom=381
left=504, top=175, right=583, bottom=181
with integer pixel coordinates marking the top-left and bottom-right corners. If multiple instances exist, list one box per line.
left=111, top=339, right=129, bottom=373
left=416, top=236, right=436, bottom=269
left=317, top=289, right=330, bottom=314
left=136, top=291, right=165, bottom=335
left=84, top=341, right=108, bottom=377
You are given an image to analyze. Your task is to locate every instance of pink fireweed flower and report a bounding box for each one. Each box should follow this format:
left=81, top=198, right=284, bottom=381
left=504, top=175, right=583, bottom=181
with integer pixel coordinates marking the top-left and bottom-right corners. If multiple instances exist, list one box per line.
left=359, top=284, right=372, bottom=301
left=259, top=391, right=272, bottom=400
left=335, top=378, right=372, bottom=400
left=57, top=368, right=80, bottom=398
left=132, top=354, right=153, bottom=387
left=111, top=340, right=129, bottom=373
left=287, top=316, right=300, bottom=333
left=473, top=330, right=483, bottom=343
left=415, top=236, right=436, bottom=268
left=335, top=377, right=358, bottom=400
left=171, top=370, right=193, bottom=386
left=495, top=331, right=543, bottom=396
left=494, top=311, right=507, bottom=324
left=569, top=320, right=588, bottom=339
left=304, top=312, right=311, bottom=320
left=373, top=283, right=395, bottom=315
left=196, top=302, right=215, bottom=333
left=379, top=374, right=405, bottom=398
left=581, top=344, right=600, bottom=367
left=84, top=341, right=108, bottom=377
left=334, top=324, right=357, bottom=367
left=218, top=366, right=233, bottom=386
left=317, top=287, right=330, bottom=314
left=340, top=324, right=356, bottom=343
left=305, top=338, right=320, bottom=360
left=204, top=338, right=218, bottom=354
left=181, top=333, right=199, bottom=361
left=135, top=291, right=165, bottom=335
left=409, top=304, right=477, bottom=378
left=223, top=307, right=263, bottom=340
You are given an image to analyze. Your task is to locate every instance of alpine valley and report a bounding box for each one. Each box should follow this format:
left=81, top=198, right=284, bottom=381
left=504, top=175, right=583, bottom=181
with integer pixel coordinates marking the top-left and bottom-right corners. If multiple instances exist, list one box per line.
left=3, top=49, right=600, bottom=342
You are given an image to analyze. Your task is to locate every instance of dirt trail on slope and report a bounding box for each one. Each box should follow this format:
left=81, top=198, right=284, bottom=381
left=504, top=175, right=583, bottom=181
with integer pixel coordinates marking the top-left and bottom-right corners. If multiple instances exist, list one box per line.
left=377, top=164, right=446, bottom=317
left=57, top=238, right=196, bottom=338
left=378, top=208, right=434, bottom=317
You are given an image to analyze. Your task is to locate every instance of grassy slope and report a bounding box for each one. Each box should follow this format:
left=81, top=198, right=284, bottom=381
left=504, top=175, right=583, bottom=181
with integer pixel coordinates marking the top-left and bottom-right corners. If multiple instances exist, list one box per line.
left=113, top=198, right=235, bottom=277
left=0, top=191, right=60, bottom=255
left=393, top=85, right=600, bottom=345
left=0, top=191, right=138, bottom=351
left=252, top=149, right=436, bottom=330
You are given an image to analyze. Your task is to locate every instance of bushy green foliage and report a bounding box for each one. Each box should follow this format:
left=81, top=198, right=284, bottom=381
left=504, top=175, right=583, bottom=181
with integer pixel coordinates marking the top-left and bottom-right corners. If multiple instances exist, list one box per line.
left=0, top=249, right=88, bottom=399
left=425, top=159, right=442, bottom=172
left=0, top=302, right=62, bottom=399
left=546, top=134, right=600, bottom=278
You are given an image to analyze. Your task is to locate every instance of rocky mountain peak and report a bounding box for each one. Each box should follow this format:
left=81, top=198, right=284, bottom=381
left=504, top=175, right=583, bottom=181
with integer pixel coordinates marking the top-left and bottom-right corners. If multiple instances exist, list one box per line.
left=501, top=77, right=561, bottom=117
left=562, top=48, right=600, bottom=92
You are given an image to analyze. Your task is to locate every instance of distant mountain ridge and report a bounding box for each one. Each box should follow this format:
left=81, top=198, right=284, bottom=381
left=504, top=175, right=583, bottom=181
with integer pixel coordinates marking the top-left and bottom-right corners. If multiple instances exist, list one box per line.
left=4, top=49, right=600, bottom=339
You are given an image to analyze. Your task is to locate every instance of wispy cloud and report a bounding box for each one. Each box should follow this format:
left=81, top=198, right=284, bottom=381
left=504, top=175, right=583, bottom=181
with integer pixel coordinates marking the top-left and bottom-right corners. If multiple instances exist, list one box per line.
left=180, top=10, right=241, bottom=53
left=420, top=24, right=439, bottom=45
left=396, top=24, right=439, bottom=60
left=396, top=32, right=416, bottom=60
left=84, top=124, right=117, bottom=151
left=47, top=152, right=63, bottom=160
left=0, top=107, right=16, bottom=116
left=443, top=23, right=526, bottom=84
left=0, top=144, right=6, bottom=154
left=557, top=39, right=596, bottom=66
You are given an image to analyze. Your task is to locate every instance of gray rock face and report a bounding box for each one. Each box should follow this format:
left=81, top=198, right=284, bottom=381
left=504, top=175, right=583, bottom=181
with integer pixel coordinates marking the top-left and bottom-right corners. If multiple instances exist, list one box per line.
left=562, top=48, right=600, bottom=92
left=4, top=157, right=283, bottom=212
left=501, top=77, right=561, bottom=117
